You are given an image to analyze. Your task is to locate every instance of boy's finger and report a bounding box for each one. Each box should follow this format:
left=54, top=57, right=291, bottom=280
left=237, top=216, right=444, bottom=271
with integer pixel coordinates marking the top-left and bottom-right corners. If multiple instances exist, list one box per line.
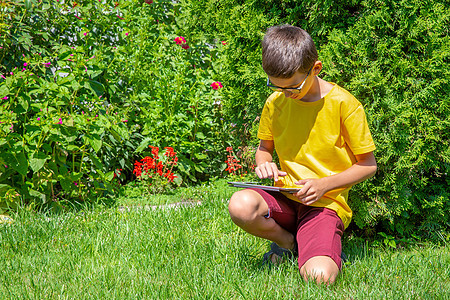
left=297, top=184, right=309, bottom=197
left=255, top=167, right=263, bottom=179
left=278, top=170, right=287, bottom=176
left=259, top=166, right=268, bottom=178
left=265, top=162, right=274, bottom=179
left=270, top=164, right=280, bottom=181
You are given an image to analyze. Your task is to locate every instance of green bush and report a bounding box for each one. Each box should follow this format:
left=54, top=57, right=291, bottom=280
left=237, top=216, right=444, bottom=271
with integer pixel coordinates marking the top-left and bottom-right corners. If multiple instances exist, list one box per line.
left=0, top=1, right=139, bottom=206
left=0, top=0, right=234, bottom=207
left=177, top=0, right=450, bottom=237
left=319, top=0, right=450, bottom=237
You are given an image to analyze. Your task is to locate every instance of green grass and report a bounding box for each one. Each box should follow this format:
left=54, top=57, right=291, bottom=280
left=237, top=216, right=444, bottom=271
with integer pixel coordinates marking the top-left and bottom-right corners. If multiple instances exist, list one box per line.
left=1, top=179, right=449, bottom=299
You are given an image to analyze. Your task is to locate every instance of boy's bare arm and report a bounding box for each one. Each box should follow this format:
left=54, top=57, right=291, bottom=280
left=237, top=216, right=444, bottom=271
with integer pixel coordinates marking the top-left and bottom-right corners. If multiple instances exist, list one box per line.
left=295, top=152, right=377, bottom=205
left=255, top=140, right=287, bottom=182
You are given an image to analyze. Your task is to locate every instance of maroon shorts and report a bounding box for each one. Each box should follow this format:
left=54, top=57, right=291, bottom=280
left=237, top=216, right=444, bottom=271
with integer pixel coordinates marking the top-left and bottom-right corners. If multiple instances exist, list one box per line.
left=250, top=188, right=345, bottom=269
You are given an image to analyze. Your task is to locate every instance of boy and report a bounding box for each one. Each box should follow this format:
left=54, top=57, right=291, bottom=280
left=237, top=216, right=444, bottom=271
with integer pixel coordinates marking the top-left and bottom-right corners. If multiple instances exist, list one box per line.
left=228, top=25, right=377, bottom=284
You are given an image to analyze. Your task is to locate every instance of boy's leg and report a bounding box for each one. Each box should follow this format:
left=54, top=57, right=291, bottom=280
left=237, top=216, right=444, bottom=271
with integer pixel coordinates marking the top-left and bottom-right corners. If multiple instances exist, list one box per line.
left=296, top=207, right=344, bottom=284
left=228, top=188, right=297, bottom=251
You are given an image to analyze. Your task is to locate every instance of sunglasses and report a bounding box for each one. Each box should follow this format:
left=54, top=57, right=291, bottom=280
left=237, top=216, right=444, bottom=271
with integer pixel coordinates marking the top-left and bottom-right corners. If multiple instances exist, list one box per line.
left=266, top=66, right=313, bottom=94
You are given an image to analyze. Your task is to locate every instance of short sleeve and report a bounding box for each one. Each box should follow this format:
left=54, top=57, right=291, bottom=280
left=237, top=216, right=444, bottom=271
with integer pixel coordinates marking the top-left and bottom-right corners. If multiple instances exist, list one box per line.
left=257, top=100, right=274, bottom=141
left=342, top=105, right=376, bottom=155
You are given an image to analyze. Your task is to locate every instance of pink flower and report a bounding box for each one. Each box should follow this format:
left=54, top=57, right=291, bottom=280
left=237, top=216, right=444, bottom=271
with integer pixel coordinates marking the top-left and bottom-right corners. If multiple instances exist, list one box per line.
left=44, top=62, right=51, bottom=67
left=211, top=81, right=223, bottom=90
left=23, top=63, right=28, bottom=66
left=221, top=41, right=227, bottom=45
left=2, top=96, right=7, bottom=100
left=37, top=117, right=40, bottom=121
left=83, top=32, right=88, bottom=36
left=22, top=68, right=26, bottom=71
left=57, top=118, right=62, bottom=124
left=1, top=74, right=5, bottom=79
left=174, top=36, right=186, bottom=45
left=125, top=32, right=129, bottom=36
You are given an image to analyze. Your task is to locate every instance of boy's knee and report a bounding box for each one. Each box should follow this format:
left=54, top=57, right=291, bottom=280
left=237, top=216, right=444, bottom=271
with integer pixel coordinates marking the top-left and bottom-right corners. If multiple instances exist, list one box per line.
left=300, top=256, right=339, bottom=285
left=228, top=190, right=265, bottom=225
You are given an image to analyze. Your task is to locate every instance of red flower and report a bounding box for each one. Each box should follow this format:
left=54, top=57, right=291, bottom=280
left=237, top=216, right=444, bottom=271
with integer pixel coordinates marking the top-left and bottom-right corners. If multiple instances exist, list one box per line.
left=156, top=161, right=163, bottom=175
left=133, top=161, right=143, bottom=177
left=149, top=146, right=159, bottom=159
left=211, top=81, right=223, bottom=90
left=142, top=156, right=155, bottom=173
left=174, top=36, right=186, bottom=45
left=181, top=44, right=189, bottom=49
left=144, top=0, right=153, bottom=4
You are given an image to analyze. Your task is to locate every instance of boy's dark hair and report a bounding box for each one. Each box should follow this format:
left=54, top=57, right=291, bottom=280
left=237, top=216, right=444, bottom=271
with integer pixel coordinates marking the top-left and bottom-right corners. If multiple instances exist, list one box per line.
left=262, top=25, right=318, bottom=78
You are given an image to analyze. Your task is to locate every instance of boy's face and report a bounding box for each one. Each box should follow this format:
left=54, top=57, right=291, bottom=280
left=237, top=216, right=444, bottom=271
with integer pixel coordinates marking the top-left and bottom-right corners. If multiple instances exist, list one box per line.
left=267, top=70, right=311, bottom=100
left=267, top=62, right=321, bottom=100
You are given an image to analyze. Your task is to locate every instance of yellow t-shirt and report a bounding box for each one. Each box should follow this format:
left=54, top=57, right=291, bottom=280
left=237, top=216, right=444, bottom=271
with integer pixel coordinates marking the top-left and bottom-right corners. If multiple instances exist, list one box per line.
left=257, top=83, right=376, bottom=228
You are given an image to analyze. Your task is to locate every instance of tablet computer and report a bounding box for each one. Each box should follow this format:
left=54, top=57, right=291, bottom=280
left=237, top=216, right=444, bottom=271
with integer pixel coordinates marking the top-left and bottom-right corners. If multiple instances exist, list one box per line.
left=227, top=181, right=301, bottom=194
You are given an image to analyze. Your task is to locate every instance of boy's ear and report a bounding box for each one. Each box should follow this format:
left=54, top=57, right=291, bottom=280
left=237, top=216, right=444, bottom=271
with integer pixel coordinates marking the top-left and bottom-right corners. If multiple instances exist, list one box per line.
left=312, top=61, right=323, bottom=76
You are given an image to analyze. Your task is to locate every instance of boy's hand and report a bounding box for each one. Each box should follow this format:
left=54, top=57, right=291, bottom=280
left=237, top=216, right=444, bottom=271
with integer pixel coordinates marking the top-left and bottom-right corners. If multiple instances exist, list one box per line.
left=294, top=178, right=329, bottom=205
left=255, top=162, right=287, bottom=182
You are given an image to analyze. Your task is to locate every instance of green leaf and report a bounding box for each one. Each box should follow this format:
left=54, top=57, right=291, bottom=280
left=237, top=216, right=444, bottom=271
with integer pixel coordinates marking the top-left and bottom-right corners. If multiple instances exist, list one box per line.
left=70, top=172, right=82, bottom=181
left=59, top=165, right=69, bottom=175
left=60, top=179, right=73, bottom=192
left=8, top=152, right=28, bottom=176
left=19, top=98, right=29, bottom=112
left=58, top=50, right=72, bottom=61
left=135, top=137, right=152, bottom=153
left=195, top=153, right=208, bottom=160
left=113, top=125, right=129, bottom=140
left=66, top=145, right=80, bottom=151
left=388, top=239, right=397, bottom=249
left=105, top=171, right=114, bottom=181
left=0, top=184, right=12, bottom=193
left=88, top=137, right=102, bottom=153
left=29, top=189, right=46, bottom=202
left=173, top=174, right=182, bottom=186
left=29, top=155, right=47, bottom=172
left=89, top=153, right=103, bottom=170
left=196, top=132, right=205, bottom=140
left=0, top=85, right=9, bottom=98
left=194, top=164, right=205, bottom=172
left=85, top=80, right=105, bottom=97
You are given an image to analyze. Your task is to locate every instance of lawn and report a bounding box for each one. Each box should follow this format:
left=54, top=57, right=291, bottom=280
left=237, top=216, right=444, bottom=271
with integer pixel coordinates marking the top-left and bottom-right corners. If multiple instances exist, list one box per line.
left=1, top=179, right=449, bottom=299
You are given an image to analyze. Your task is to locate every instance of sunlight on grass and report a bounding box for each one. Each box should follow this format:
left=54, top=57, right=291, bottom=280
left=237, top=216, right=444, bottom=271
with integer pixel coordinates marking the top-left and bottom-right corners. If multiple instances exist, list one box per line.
left=1, top=179, right=448, bottom=299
